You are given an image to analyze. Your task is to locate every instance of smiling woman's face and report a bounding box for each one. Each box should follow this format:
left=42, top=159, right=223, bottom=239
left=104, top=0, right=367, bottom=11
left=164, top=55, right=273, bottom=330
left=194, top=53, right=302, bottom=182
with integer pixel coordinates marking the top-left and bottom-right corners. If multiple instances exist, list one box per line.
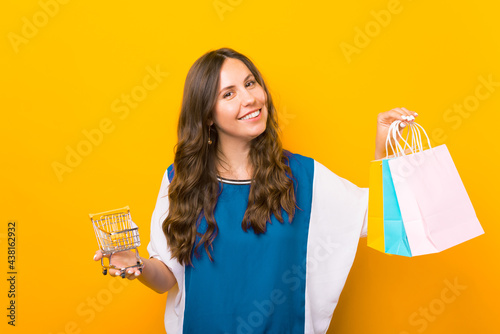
left=210, top=57, right=268, bottom=146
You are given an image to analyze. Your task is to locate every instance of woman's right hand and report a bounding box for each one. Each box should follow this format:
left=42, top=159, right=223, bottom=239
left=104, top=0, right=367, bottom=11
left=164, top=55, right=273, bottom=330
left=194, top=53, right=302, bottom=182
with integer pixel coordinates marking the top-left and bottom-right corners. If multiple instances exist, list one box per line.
left=93, top=249, right=143, bottom=280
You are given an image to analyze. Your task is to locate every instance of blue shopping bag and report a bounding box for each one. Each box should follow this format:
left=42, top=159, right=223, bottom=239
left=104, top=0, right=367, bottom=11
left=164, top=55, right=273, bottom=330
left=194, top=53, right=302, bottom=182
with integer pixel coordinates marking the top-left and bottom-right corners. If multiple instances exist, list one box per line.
left=382, top=159, right=412, bottom=257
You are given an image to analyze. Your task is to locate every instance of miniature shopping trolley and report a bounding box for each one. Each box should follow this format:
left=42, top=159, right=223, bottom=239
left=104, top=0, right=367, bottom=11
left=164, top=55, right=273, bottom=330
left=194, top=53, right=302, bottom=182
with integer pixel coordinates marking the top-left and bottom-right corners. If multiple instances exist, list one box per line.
left=90, top=206, right=143, bottom=278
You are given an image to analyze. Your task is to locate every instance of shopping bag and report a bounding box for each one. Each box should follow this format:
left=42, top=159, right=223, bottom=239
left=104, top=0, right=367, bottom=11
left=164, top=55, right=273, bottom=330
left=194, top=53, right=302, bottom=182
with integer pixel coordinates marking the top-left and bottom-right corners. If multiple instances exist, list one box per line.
left=367, top=160, right=385, bottom=252
left=388, top=122, right=484, bottom=255
left=382, top=159, right=412, bottom=257
left=367, top=122, right=412, bottom=255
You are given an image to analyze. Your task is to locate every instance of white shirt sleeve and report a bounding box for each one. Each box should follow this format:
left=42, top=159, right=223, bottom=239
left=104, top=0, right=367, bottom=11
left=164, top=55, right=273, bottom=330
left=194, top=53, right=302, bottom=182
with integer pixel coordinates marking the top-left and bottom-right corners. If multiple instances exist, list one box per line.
left=146, top=169, right=182, bottom=274
left=146, top=169, right=185, bottom=333
left=304, top=160, right=369, bottom=333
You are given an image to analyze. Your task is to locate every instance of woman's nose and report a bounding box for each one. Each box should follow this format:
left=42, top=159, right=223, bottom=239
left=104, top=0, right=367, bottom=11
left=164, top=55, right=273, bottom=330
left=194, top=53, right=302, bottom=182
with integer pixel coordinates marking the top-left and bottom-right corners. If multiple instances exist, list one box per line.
left=240, top=88, right=256, bottom=105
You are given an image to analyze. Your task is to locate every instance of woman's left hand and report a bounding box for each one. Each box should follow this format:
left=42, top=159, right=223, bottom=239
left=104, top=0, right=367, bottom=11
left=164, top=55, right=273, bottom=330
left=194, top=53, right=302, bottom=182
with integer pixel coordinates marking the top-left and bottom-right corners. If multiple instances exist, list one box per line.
left=374, top=107, right=418, bottom=160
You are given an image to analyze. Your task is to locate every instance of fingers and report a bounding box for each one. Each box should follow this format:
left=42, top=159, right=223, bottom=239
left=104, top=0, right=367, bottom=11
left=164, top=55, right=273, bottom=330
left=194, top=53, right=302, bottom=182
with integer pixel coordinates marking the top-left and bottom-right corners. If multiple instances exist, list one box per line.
left=93, top=249, right=142, bottom=280
left=393, top=107, right=418, bottom=127
left=109, top=267, right=142, bottom=280
left=401, top=107, right=417, bottom=117
left=93, top=249, right=112, bottom=260
left=377, top=107, right=418, bottom=127
left=125, top=267, right=142, bottom=280
left=93, top=250, right=103, bottom=261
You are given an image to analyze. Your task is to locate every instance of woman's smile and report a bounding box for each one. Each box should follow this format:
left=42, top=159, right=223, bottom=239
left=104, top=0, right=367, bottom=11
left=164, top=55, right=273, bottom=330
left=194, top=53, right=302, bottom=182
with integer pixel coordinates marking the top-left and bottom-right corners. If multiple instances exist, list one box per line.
left=238, top=108, right=262, bottom=121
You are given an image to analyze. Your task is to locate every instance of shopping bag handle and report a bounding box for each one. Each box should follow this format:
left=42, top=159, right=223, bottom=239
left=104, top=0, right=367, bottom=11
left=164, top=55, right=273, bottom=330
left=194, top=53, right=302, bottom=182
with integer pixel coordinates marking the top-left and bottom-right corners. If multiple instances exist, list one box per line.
left=385, top=120, right=413, bottom=159
left=410, top=122, right=432, bottom=152
left=384, top=121, right=433, bottom=158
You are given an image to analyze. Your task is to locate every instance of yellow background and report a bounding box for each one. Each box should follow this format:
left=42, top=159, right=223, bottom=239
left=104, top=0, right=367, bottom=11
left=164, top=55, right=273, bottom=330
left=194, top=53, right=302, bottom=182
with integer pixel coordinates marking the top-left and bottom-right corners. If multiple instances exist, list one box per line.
left=1, top=0, right=499, bottom=333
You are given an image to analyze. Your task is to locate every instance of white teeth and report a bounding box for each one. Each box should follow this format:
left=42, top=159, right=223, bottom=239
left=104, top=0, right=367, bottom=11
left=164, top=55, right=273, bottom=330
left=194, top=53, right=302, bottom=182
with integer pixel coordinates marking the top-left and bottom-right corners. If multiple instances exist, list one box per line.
left=240, top=109, right=261, bottom=120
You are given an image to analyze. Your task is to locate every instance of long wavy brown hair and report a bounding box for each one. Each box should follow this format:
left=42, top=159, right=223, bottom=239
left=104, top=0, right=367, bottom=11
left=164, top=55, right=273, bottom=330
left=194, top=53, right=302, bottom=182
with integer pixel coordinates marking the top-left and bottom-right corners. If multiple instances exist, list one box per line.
left=163, top=48, right=297, bottom=266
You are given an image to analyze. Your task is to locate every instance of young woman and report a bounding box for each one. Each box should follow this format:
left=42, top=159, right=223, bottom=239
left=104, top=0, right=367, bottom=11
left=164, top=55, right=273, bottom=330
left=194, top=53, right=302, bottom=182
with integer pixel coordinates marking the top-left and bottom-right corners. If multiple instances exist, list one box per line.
left=94, top=48, right=417, bottom=333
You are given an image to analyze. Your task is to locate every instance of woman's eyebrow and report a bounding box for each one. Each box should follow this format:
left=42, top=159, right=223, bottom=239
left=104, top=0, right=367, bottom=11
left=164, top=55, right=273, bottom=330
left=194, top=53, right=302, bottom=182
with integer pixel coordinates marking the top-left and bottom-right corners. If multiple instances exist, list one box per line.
left=220, top=73, right=254, bottom=92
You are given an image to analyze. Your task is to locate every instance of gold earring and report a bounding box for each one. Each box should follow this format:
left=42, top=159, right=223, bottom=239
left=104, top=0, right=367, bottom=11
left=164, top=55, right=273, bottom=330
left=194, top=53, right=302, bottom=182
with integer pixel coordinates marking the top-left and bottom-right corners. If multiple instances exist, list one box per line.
left=208, top=125, right=212, bottom=145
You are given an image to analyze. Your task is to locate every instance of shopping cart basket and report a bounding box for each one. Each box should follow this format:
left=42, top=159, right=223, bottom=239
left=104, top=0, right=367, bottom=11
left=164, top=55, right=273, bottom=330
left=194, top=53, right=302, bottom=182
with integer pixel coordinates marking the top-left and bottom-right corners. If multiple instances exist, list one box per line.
left=90, top=206, right=143, bottom=278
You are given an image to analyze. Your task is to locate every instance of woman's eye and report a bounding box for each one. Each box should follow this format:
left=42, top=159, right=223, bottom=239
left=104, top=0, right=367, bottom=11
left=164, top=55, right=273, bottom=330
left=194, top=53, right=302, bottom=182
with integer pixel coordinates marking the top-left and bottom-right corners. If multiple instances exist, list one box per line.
left=223, top=81, right=256, bottom=98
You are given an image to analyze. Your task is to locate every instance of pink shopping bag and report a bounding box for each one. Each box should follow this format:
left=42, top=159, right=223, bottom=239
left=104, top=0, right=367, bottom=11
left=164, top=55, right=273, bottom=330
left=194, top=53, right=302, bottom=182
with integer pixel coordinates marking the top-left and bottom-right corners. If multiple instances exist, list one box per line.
left=388, top=123, right=484, bottom=255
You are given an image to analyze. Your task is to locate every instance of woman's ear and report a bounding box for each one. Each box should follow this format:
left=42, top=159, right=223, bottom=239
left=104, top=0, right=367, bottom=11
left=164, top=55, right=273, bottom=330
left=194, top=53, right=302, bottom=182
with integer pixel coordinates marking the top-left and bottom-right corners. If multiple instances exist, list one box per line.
left=208, top=119, right=214, bottom=126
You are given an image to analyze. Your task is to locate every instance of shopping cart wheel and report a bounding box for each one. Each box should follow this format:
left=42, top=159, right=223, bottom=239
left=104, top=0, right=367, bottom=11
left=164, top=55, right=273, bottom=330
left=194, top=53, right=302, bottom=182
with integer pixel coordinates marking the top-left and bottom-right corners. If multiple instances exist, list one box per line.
left=121, top=272, right=126, bottom=278
left=139, top=267, right=143, bottom=273
left=102, top=269, right=107, bottom=275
